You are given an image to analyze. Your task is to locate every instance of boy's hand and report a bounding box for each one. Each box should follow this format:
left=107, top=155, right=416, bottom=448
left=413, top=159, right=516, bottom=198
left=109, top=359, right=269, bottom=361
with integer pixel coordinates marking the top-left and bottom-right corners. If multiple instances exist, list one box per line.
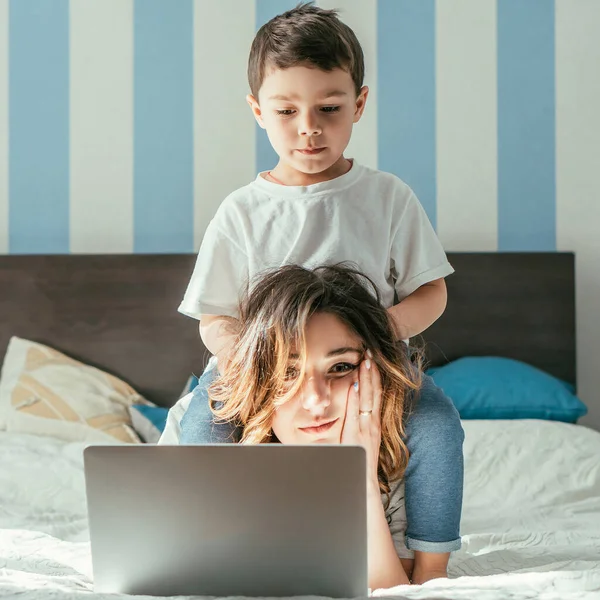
left=199, top=315, right=241, bottom=375
left=387, top=278, right=447, bottom=339
left=215, top=350, right=232, bottom=375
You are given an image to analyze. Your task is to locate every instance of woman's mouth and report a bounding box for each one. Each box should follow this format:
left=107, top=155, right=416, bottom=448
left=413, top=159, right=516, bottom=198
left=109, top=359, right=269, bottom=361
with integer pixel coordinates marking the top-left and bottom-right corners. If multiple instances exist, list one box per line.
left=299, top=418, right=338, bottom=435
left=297, top=147, right=326, bottom=155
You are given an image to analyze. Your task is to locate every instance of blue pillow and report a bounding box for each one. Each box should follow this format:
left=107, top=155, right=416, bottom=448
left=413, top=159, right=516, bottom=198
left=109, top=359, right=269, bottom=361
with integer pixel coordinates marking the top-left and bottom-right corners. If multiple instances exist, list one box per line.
left=129, top=404, right=169, bottom=443
left=426, top=356, right=587, bottom=423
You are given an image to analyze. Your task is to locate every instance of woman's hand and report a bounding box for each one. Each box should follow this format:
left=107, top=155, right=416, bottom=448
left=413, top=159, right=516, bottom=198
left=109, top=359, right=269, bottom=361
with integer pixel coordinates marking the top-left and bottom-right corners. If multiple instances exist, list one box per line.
left=341, top=354, right=410, bottom=589
left=340, top=351, right=382, bottom=489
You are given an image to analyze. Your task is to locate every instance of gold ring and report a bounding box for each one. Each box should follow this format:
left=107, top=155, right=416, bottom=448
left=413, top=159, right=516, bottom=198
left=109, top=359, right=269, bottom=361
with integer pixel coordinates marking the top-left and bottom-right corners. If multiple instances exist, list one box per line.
left=359, top=410, right=372, bottom=416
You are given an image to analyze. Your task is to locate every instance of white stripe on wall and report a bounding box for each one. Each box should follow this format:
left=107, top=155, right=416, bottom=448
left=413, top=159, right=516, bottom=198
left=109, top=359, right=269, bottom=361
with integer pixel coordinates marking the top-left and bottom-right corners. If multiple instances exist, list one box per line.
left=193, top=0, right=256, bottom=249
left=556, top=0, right=600, bottom=428
left=318, top=0, right=378, bottom=170
left=435, top=0, right=498, bottom=251
left=69, top=0, right=134, bottom=253
left=0, top=0, right=8, bottom=254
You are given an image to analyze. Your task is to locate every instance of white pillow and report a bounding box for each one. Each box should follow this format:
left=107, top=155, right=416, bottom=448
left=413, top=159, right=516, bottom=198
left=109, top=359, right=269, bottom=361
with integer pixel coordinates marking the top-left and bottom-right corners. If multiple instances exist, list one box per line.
left=157, top=392, right=193, bottom=445
left=0, top=336, right=150, bottom=443
left=159, top=356, right=217, bottom=445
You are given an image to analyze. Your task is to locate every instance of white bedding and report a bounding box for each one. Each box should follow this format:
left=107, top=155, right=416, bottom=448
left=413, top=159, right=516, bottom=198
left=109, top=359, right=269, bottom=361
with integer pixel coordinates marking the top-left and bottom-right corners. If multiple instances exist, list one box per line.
left=1, top=420, right=599, bottom=600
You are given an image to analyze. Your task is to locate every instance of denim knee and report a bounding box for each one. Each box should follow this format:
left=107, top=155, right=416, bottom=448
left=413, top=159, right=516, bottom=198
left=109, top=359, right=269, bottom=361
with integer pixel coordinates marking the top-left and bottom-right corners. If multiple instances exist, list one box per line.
left=406, top=374, right=464, bottom=444
left=403, top=374, right=464, bottom=552
left=179, top=363, right=240, bottom=444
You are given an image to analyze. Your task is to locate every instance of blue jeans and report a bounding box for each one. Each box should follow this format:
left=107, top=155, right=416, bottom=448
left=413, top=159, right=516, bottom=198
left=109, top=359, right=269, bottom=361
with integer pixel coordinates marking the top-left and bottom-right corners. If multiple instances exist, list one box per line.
left=180, top=364, right=463, bottom=553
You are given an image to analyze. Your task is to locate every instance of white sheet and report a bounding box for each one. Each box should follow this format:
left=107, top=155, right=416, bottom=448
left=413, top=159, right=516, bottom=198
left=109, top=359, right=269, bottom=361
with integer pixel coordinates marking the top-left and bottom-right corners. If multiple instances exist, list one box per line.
left=1, top=420, right=599, bottom=600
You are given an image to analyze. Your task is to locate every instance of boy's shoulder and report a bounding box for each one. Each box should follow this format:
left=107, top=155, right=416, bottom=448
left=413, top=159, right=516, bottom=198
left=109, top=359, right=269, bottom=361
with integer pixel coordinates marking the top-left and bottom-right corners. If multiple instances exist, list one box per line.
left=219, top=179, right=260, bottom=208
left=358, top=164, right=413, bottom=196
left=353, top=165, right=418, bottom=215
left=218, top=174, right=302, bottom=212
left=211, top=178, right=266, bottom=225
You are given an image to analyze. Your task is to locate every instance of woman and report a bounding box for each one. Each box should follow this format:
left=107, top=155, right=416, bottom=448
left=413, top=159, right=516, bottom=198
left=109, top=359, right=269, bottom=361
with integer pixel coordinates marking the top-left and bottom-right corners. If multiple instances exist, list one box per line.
left=163, top=264, right=463, bottom=588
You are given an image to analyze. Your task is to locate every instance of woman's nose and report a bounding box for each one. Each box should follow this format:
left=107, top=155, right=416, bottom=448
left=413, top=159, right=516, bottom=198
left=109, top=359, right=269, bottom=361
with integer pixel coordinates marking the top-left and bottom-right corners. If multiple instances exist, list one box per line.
left=301, top=376, right=330, bottom=413
left=298, top=112, right=322, bottom=137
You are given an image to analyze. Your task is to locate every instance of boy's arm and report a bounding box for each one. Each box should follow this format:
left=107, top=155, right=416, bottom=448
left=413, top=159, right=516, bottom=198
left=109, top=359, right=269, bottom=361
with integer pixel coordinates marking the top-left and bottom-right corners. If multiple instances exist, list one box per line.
left=199, top=314, right=241, bottom=373
left=387, top=278, right=447, bottom=340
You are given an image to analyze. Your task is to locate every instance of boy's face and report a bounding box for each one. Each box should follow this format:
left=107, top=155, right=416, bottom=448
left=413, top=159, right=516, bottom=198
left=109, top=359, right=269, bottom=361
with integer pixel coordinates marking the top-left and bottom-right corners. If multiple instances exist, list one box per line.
left=247, top=65, right=368, bottom=184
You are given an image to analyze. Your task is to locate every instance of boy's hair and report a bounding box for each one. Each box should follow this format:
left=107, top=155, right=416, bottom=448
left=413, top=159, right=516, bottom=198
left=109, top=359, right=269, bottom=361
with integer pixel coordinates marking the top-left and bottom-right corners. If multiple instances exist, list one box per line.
left=248, top=2, right=365, bottom=98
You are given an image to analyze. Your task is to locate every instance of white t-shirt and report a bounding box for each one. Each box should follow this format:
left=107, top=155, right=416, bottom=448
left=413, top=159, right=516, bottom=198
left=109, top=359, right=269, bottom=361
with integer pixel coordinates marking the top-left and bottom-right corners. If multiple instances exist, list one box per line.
left=179, top=161, right=453, bottom=320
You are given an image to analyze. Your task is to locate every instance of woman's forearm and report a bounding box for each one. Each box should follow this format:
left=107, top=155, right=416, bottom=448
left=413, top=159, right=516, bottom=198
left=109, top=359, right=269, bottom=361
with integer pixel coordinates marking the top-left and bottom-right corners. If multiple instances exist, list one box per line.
left=366, top=484, right=410, bottom=590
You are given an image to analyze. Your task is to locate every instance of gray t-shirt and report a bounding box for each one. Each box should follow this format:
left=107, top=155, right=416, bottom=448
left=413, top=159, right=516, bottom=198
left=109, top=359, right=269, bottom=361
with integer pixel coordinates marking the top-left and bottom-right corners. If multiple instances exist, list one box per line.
left=385, top=480, right=413, bottom=559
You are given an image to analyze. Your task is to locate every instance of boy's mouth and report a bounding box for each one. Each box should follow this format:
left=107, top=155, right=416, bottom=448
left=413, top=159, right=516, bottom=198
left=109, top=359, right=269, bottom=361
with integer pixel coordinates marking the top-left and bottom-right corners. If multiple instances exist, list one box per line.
left=297, top=147, right=326, bottom=155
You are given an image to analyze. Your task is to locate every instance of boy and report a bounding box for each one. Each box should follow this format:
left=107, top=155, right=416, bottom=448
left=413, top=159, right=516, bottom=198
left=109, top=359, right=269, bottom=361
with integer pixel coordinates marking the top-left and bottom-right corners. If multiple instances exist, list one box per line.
left=176, top=3, right=463, bottom=584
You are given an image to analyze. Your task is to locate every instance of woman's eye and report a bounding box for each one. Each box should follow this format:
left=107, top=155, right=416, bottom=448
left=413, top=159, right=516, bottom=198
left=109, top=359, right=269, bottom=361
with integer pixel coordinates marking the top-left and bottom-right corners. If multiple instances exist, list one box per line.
left=330, top=362, right=358, bottom=375
left=285, top=366, right=300, bottom=380
left=276, top=109, right=295, bottom=116
left=321, top=106, right=340, bottom=113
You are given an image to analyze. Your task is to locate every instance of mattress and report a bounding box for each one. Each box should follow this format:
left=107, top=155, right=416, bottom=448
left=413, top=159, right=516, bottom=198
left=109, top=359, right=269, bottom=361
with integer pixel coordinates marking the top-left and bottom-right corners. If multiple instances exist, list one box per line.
left=1, top=419, right=599, bottom=599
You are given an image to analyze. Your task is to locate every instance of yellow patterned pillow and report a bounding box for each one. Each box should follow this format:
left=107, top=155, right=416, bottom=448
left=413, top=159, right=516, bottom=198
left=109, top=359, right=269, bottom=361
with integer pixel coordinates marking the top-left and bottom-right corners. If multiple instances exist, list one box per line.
left=0, top=337, right=149, bottom=443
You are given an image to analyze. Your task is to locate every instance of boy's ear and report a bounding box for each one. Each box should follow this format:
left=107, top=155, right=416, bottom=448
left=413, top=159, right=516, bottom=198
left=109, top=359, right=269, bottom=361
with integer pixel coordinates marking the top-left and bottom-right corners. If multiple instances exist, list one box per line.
left=353, top=86, right=369, bottom=124
left=246, top=94, right=266, bottom=129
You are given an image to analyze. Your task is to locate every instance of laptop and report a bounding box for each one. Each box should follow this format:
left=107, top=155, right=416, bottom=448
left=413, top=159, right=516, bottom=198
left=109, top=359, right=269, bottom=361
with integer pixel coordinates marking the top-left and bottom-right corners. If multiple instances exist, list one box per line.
left=84, top=444, right=367, bottom=597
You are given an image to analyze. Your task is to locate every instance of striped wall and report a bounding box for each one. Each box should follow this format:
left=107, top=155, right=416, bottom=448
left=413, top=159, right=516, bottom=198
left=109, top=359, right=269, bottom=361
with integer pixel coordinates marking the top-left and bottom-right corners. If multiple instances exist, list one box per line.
left=0, top=0, right=599, bottom=428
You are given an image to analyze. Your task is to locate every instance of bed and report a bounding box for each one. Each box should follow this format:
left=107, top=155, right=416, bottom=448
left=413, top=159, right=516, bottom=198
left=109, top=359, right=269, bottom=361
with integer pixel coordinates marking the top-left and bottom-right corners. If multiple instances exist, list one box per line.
left=0, top=252, right=599, bottom=600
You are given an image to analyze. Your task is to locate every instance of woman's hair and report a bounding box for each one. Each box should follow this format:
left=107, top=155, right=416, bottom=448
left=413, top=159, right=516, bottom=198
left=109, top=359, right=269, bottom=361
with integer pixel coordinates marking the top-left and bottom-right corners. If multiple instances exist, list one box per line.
left=248, top=2, right=365, bottom=98
left=209, top=264, right=422, bottom=493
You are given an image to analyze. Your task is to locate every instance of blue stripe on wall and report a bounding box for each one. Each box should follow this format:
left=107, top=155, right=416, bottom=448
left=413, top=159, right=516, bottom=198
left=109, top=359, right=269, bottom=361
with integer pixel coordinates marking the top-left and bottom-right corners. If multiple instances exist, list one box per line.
left=255, top=0, right=297, bottom=174
left=497, top=0, right=556, bottom=251
left=133, top=0, right=194, bottom=253
left=378, top=0, right=437, bottom=228
left=9, top=0, right=70, bottom=254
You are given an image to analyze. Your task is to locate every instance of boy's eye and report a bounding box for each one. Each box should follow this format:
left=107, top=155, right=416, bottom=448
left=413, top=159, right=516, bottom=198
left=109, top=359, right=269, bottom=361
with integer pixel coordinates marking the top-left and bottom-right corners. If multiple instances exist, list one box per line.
left=276, top=109, right=295, bottom=116
left=330, top=362, right=359, bottom=375
left=321, top=106, right=340, bottom=113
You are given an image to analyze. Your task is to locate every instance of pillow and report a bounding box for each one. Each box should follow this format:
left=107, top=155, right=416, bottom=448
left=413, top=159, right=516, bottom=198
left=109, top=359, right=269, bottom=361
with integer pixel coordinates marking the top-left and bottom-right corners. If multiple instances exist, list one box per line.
left=0, top=336, right=152, bottom=443
left=129, top=404, right=169, bottom=444
left=426, top=356, right=588, bottom=423
left=128, top=374, right=199, bottom=443
left=157, top=392, right=194, bottom=445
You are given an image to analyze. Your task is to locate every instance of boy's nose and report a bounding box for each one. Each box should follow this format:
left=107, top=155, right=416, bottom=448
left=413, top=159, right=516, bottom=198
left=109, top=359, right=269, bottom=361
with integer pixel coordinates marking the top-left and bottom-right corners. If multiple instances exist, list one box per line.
left=298, top=113, right=322, bottom=137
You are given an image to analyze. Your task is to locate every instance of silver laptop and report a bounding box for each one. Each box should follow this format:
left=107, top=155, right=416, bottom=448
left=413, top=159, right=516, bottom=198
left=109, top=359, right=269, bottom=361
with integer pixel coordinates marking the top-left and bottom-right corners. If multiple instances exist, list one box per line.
left=84, top=445, right=367, bottom=597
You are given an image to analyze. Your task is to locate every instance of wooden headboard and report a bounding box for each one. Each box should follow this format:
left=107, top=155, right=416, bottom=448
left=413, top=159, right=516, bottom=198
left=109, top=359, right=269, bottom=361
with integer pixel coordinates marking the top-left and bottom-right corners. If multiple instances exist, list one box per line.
left=422, top=252, right=576, bottom=388
left=0, top=252, right=576, bottom=407
left=0, top=255, right=205, bottom=407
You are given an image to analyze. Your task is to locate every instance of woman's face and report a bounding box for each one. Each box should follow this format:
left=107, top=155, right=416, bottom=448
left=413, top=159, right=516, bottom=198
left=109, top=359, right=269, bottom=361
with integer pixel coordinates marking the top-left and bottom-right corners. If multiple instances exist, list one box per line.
left=271, top=312, right=365, bottom=444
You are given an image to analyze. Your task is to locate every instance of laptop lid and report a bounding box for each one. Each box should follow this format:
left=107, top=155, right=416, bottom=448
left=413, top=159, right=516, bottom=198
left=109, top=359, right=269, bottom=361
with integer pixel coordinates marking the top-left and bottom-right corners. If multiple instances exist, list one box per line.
left=84, top=445, right=367, bottom=597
